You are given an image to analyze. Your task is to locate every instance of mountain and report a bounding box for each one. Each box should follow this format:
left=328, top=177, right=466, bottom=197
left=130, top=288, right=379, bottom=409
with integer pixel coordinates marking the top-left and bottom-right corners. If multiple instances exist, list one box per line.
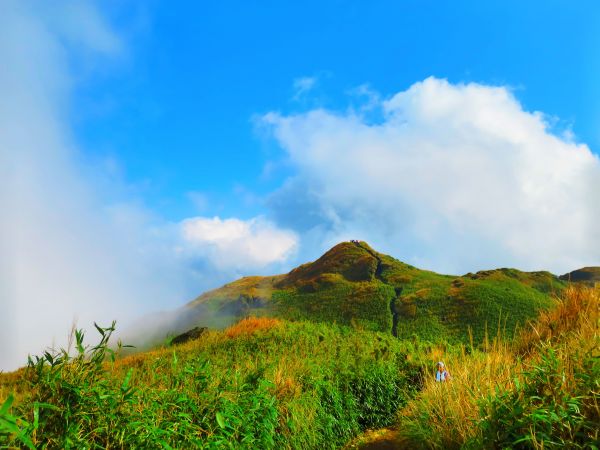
left=181, top=241, right=566, bottom=345
left=559, top=267, right=600, bottom=286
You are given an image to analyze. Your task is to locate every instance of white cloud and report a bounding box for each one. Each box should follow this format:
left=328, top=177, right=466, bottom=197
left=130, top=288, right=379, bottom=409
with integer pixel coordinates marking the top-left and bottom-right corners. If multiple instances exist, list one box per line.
left=180, top=216, right=298, bottom=271
left=264, top=77, right=600, bottom=274
left=293, top=76, right=317, bottom=100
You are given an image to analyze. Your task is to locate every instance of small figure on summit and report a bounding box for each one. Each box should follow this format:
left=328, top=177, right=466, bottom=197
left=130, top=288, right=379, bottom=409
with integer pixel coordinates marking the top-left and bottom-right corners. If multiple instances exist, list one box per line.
left=435, top=361, right=451, bottom=382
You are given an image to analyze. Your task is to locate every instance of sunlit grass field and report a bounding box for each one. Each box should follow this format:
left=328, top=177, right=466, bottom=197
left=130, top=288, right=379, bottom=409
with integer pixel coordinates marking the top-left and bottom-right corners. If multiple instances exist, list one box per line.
left=397, top=285, right=599, bottom=448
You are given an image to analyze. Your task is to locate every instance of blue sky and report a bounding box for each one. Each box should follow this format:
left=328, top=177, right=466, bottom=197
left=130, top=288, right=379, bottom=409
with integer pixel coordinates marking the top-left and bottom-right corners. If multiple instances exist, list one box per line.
left=2, top=0, right=599, bottom=369
left=75, top=0, right=599, bottom=220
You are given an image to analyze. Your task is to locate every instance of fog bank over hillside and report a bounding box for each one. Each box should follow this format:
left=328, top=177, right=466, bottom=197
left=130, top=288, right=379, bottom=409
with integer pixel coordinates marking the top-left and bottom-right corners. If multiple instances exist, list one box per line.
left=0, top=0, right=177, bottom=371
left=0, top=1, right=296, bottom=371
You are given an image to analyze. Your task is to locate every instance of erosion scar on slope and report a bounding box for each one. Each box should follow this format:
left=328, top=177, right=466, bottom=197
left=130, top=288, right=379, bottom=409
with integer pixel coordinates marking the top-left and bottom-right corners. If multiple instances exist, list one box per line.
left=352, top=241, right=400, bottom=337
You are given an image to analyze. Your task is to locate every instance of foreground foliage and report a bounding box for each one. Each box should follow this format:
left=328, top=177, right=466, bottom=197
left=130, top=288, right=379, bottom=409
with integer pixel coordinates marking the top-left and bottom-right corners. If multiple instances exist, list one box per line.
left=0, top=318, right=420, bottom=449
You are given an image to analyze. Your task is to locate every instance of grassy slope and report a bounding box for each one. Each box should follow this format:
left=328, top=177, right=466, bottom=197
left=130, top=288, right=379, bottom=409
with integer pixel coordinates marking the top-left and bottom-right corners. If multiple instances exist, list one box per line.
left=0, top=246, right=591, bottom=449
left=187, top=241, right=565, bottom=346
left=396, top=285, right=600, bottom=449
left=2, top=289, right=595, bottom=449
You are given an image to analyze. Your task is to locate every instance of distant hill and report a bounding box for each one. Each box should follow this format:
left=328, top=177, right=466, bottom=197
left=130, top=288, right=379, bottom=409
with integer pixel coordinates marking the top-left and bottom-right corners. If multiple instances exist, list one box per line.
left=181, top=241, right=566, bottom=345
left=559, top=267, right=600, bottom=286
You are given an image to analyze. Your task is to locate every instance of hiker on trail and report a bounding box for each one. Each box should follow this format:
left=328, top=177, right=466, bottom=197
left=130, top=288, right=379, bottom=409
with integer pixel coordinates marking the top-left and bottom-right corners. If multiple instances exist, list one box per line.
left=435, top=361, right=451, bottom=382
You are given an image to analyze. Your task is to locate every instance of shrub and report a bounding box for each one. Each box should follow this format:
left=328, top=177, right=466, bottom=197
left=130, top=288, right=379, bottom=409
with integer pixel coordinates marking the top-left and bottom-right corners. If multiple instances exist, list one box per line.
left=477, top=344, right=600, bottom=449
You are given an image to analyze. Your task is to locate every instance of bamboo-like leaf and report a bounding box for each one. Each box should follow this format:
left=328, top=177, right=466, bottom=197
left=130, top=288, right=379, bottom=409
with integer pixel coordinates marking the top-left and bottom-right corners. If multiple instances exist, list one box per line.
left=93, top=322, right=105, bottom=337
left=122, top=368, right=134, bottom=391
left=0, top=394, right=14, bottom=415
left=216, top=412, right=227, bottom=429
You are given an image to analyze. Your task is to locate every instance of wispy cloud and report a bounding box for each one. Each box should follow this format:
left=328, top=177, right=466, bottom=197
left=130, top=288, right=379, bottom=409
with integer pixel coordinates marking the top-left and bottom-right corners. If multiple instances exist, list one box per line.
left=187, top=191, right=210, bottom=212
left=292, top=76, right=317, bottom=100
left=0, top=0, right=183, bottom=371
left=347, top=83, right=381, bottom=113
left=263, top=77, right=600, bottom=274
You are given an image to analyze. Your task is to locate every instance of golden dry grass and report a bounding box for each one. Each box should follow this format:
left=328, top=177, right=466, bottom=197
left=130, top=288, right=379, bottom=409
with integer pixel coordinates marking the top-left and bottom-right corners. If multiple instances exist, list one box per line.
left=398, top=339, right=517, bottom=447
left=0, top=368, right=28, bottom=404
left=224, top=316, right=283, bottom=338
left=515, top=284, right=600, bottom=356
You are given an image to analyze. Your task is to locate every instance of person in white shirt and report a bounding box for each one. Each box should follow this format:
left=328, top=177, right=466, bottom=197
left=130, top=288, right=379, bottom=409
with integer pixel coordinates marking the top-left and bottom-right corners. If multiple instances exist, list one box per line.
left=435, top=361, right=451, bottom=382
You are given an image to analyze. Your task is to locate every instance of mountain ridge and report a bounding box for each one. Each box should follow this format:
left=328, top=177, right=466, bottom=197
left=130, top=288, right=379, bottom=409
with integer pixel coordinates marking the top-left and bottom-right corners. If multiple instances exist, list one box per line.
left=180, top=241, right=571, bottom=346
left=560, top=266, right=600, bottom=286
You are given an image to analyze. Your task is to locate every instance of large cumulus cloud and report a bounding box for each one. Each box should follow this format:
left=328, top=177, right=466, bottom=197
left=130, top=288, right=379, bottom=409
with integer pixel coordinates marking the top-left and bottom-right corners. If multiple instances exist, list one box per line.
left=263, top=77, right=600, bottom=274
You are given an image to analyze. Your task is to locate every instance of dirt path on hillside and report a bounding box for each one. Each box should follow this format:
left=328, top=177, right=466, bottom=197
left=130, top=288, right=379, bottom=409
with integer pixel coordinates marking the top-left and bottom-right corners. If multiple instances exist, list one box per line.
left=352, top=241, right=401, bottom=337
left=345, top=427, right=410, bottom=450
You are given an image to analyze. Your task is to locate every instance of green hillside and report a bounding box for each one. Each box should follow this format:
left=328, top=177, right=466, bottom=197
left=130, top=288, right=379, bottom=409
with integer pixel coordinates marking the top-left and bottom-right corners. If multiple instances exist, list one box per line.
left=1, top=243, right=595, bottom=449
left=2, top=286, right=597, bottom=449
left=186, top=241, right=565, bottom=346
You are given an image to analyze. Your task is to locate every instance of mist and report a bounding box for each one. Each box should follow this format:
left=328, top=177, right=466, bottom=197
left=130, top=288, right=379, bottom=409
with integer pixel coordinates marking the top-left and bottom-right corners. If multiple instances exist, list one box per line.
left=0, top=2, right=301, bottom=372
left=0, top=1, right=189, bottom=371
left=0, top=1, right=237, bottom=370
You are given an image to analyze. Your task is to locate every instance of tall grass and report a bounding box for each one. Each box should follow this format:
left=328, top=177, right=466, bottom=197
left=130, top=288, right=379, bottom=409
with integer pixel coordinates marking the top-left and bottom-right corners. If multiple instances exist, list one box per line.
left=1, top=318, right=421, bottom=449
left=397, top=336, right=517, bottom=448
left=515, top=285, right=599, bottom=356
left=477, top=286, right=599, bottom=448
left=397, top=286, right=600, bottom=449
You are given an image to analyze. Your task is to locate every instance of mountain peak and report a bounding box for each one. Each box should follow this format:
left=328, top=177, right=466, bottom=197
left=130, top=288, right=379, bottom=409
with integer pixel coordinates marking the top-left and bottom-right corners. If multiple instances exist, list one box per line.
left=276, top=241, right=380, bottom=289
